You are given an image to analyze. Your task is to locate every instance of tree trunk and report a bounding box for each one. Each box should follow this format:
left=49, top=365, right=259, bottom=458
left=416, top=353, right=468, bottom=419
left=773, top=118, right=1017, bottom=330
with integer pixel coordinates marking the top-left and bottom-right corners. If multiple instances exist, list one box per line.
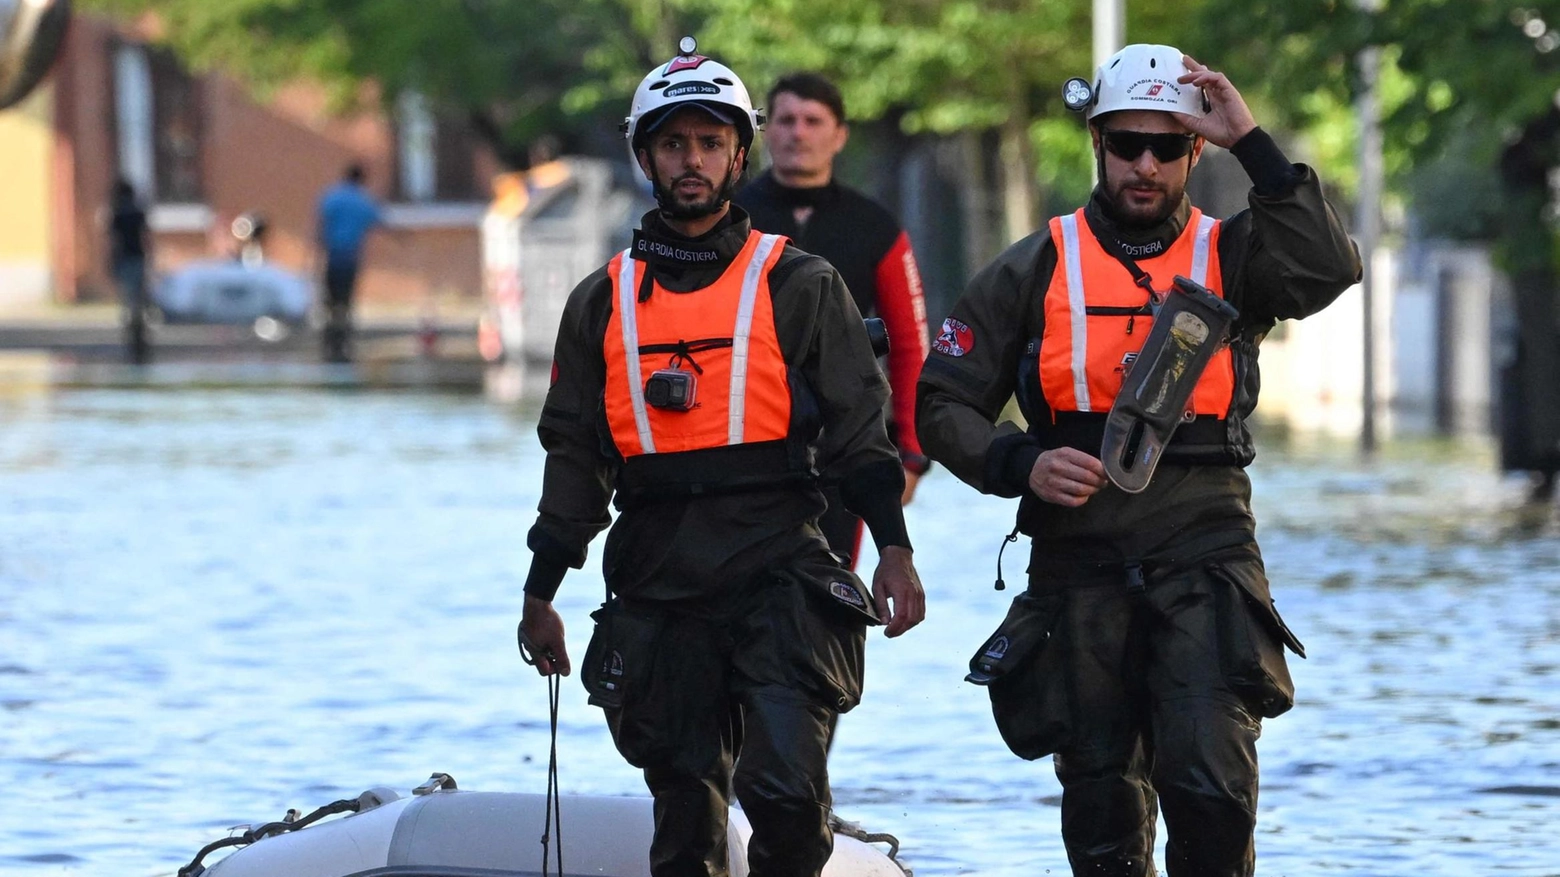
left=1496, top=106, right=1560, bottom=474
left=957, top=131, right=999, bottom=272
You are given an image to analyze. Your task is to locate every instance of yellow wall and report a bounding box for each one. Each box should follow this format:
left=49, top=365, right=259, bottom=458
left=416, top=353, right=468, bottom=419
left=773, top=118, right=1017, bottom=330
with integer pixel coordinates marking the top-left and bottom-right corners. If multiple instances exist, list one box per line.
left=0, top=85, right=53, bottom=264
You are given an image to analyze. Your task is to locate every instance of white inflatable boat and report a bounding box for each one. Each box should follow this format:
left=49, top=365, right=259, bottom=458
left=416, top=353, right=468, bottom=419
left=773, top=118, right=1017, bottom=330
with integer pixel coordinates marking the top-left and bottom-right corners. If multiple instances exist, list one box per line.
left=154, top=260, right=314, bottom=327
left=181, top=773, right=910, bottom=877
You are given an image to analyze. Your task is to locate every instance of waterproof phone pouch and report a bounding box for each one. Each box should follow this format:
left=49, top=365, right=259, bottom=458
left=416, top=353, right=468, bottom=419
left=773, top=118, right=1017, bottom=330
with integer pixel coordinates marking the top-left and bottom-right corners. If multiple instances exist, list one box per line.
left=1101, top=275, right=1239, bottom=493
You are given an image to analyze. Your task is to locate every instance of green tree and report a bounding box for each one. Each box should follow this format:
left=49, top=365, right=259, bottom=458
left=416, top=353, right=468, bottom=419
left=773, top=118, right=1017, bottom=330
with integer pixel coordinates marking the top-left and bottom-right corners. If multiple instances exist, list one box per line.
left=684, top=0, right=1199, bottom=240
left=83, top=0, right=1203, bottom=236
left=81, top=0, right=681, bottom=167
left=1178, top=1, right=1560, bottom=228
left=1177, top=0, right=1560, bottom=467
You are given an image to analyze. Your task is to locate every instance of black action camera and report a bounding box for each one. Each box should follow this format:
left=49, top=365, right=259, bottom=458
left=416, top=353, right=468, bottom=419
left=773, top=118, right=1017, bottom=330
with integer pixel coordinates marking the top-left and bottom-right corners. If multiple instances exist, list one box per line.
left=644, top=368, right=697, bottom=410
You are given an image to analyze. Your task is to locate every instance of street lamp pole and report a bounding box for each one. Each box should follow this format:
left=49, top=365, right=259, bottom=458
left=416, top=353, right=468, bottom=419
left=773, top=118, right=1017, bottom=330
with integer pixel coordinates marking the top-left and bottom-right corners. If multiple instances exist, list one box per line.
left=1356, top=1, right=1383, bottom=455
left=1093, top=0, right=1124, bottom=71
left=1091, top=0, right=1124, bottom=187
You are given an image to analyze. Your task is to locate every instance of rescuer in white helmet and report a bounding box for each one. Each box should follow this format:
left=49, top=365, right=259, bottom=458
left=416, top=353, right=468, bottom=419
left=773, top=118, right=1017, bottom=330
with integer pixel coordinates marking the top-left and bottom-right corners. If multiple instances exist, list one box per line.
left=919, top=45, right=1361, bottom=877
left=521, top=38, right=926, bottom=877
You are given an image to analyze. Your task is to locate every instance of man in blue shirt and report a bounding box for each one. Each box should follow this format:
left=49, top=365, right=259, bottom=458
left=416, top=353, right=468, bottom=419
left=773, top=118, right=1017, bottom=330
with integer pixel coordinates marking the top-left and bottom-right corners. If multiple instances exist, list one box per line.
left=316, top=163, right=386, bottom=362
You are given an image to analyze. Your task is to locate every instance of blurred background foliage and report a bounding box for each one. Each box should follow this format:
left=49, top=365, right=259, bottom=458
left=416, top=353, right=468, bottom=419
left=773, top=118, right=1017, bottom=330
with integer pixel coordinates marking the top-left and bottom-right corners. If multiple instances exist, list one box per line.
left=81, top=0, right=1560, bottom=247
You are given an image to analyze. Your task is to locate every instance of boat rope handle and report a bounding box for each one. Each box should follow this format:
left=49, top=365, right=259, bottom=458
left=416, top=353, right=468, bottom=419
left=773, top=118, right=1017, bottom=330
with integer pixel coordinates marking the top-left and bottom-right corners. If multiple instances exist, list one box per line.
left=830, top=815, right=911, bottom=875
left=176, top=797, right=362, bottom=876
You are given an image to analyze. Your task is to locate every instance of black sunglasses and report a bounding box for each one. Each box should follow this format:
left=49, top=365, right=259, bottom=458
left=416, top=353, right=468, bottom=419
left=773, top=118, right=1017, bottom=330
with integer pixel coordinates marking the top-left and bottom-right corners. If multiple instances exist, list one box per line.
left=1100, top=129, right=1197, bottom=162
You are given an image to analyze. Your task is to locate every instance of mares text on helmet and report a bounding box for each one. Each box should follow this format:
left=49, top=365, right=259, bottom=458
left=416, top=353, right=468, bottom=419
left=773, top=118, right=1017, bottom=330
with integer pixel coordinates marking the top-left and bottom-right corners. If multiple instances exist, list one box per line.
left=933, top=317, right=976, bottom=357
left=664, top=82, right=721, bottom=98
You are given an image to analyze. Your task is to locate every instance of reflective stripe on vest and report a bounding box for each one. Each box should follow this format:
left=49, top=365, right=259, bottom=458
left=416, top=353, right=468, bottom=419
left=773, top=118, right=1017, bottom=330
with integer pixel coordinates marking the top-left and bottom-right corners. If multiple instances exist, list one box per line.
left=604, top=231, right=790, bottom=457
left=1041, top=207, right=1234, bottom=416
left=613, top=254, right=656, bottom=452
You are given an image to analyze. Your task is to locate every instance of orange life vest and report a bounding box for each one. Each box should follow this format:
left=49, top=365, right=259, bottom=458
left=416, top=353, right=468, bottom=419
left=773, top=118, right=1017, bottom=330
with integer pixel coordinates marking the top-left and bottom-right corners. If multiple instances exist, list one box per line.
left=1038, top=207, right=1235, bottom=418
left=603, top=230, right=792, bottom=458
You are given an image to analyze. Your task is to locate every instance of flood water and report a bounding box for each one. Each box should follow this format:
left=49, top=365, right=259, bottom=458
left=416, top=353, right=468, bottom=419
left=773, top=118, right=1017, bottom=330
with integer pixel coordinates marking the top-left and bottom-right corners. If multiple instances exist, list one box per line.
left=1, top=383, right=1556, bottom=876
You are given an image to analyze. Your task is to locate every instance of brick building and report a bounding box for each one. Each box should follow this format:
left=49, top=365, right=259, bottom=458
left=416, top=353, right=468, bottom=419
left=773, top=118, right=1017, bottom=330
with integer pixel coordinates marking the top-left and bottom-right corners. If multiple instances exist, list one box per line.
left=0, top=12, right=500, bottom=308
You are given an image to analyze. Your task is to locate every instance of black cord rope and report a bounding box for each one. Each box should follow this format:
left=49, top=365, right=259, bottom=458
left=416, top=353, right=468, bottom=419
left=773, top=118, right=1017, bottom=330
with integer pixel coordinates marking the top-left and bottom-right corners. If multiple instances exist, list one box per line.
left=638, top=337, right=734, bottom=374
left=993, top=523, right=1021, bottom=591
left=178, top=798, right=360, bottom=876
left=541, top=670, right=564, bottom=877
left=517, top=625, right=565, bottom=877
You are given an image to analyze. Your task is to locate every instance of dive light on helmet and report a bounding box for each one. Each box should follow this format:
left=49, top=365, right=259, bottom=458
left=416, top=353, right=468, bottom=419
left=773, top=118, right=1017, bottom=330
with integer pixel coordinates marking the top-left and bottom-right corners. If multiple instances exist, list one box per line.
left=1062, top=77, right=1094, bottom=113
left=644, top=368, right=698, bottom=411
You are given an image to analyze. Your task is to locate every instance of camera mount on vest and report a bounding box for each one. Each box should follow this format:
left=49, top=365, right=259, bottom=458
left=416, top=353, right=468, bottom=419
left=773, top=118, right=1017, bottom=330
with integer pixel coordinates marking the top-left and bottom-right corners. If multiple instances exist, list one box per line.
left=638, top=338, right=734, bottom=411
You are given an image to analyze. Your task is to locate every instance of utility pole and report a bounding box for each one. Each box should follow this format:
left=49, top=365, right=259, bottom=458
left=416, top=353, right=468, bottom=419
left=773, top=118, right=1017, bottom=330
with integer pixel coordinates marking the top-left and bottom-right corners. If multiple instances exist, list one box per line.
left=1093, top=0, right=1124, bottom=72
left=1092, top=0, right=1124, bottom=187
left=1356, top=1, right=1383, bottom=455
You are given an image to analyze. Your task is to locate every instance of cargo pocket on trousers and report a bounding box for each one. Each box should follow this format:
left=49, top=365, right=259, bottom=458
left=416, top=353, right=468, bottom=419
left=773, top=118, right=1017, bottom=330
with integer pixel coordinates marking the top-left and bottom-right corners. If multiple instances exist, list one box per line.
left=580, top=599, right=675, bottom=767
left=1208, top=559, right=1306, bottom=719
left=762, top=562, right=870, bottom=714
left=965, top=590, right=1072, bottom=760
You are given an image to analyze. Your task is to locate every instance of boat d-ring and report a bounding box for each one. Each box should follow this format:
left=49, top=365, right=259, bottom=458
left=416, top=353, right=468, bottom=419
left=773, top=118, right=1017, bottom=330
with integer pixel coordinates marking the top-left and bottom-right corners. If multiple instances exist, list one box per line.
left=412, top=773, right=458, bottom=795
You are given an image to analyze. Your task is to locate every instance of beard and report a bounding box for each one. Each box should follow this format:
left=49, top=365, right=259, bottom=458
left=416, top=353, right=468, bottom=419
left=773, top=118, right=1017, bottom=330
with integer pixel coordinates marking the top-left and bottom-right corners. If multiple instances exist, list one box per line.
left=1102, top=173, right=1187, bottom=229
left=653, top=165, right=741, bottom=221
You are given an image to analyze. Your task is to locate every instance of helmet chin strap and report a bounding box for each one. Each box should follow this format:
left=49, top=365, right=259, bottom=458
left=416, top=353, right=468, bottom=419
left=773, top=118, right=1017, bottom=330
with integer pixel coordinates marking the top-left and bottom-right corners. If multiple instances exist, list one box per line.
left=1094, top=141, right=1110, bottom=209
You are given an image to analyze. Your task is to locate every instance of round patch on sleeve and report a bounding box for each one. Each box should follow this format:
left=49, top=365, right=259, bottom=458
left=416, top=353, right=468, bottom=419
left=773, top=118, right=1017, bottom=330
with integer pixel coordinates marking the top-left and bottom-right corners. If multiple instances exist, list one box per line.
left=932, top=317, right=975, bottom=357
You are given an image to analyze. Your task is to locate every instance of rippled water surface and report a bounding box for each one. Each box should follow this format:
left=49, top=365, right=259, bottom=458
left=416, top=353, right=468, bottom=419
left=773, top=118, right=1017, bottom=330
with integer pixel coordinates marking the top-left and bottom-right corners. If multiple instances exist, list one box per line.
left=2, top=386, right=1557, bottom=876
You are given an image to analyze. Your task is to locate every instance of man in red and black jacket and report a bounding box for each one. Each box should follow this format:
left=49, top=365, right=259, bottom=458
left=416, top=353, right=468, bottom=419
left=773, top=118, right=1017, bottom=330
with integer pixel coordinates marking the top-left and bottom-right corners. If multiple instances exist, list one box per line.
left=736, top=71, right=931, bottom=567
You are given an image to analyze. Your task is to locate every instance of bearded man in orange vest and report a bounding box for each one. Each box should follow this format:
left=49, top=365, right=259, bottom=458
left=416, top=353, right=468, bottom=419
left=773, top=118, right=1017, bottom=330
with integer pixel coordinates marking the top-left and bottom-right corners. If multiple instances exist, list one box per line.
left=518, top=38, right=925, bottom=877
left=918, top=45, right=1361, bottom=877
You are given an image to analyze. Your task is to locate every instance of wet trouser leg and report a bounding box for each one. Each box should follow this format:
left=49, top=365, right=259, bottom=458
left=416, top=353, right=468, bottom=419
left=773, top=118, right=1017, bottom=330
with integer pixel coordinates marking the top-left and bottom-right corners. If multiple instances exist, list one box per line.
left=644, top=740, right=737, bottom=877
left=1147, top=569, right=1260, bottom=877
left=611, top=559, right=858, bottom=877
left=1051, top=569, right=1263, bottom=877
left=1052, top=585, right=1159, bottom=877
left=604, top=607, right=738, bottom=877
left=732, top=685, right=836, bottom=877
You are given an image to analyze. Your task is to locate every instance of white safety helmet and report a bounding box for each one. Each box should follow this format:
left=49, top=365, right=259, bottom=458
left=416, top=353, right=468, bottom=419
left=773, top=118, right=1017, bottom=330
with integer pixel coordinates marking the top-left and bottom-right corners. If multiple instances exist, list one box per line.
left=1067, top=44, right=1207, bottom=121
left=621, top=36, right=764, bottom=162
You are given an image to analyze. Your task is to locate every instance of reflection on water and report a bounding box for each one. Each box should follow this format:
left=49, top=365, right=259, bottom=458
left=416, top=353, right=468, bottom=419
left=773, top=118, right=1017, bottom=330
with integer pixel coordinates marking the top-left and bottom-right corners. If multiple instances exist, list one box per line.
left=1, top=389, right=1556, bottom=876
